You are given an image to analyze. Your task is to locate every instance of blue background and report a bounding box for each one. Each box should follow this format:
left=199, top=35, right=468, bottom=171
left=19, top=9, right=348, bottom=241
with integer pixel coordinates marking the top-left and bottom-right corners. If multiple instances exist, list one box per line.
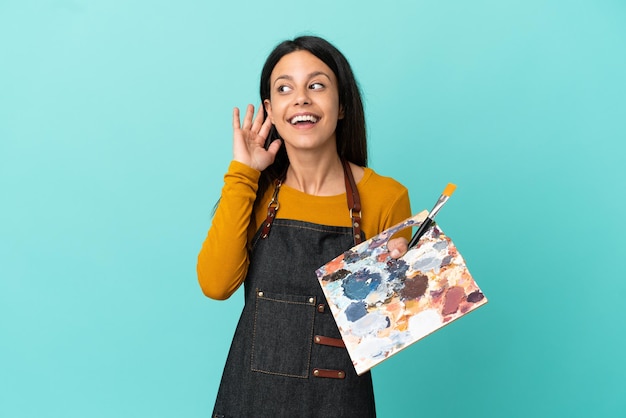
left=1, top=0, right=625, bottom=417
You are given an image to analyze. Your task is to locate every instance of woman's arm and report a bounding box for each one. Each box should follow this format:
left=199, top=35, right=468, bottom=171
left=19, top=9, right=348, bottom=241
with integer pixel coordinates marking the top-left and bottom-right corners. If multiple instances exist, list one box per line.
left=197, top=105, right=282, bottom=300
left=197, top=161, right=260, bottom=300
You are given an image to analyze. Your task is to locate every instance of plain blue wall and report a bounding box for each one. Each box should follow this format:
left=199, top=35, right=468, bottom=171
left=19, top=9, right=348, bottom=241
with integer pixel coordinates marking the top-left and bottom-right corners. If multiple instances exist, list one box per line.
left=1, top=0, right=625, bottom=417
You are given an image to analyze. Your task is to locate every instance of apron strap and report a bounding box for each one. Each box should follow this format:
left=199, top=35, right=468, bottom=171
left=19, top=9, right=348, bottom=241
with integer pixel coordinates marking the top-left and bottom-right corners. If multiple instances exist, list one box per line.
left=260, top=177, right=283, bottom=239
left=342, top=160, right=362, bottom=245
left=261, top=160, right=363, bottom=245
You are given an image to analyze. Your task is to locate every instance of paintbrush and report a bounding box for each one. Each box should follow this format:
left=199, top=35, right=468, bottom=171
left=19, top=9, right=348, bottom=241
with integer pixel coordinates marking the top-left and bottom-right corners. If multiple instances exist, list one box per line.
left=408, top=183, right=457, bottom=249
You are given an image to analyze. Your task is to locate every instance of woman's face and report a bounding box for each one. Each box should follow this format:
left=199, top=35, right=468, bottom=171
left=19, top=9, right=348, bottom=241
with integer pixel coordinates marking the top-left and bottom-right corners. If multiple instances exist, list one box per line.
left=264, top=50, right=343, bottom=155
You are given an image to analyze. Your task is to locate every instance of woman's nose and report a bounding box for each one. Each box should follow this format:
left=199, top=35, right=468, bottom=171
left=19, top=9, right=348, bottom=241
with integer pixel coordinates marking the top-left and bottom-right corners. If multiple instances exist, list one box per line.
left=294, top=88, right=311, bottom=105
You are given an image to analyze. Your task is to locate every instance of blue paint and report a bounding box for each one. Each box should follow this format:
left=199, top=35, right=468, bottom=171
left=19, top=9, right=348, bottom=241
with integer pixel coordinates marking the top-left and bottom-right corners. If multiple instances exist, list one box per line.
left=434, top=241, right=448, bottom=251
left=414, top=256, right=441, bottom=272
left=385, top=258, right=409, bottom=281
left=342, top=269, right=382, bottom=300
left=345, top=301, right=368, bottom=322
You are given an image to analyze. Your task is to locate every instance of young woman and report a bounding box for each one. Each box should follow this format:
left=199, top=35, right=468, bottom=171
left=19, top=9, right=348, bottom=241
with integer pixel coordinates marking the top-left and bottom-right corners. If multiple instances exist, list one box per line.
left=198, top=36, right=412, bottom=417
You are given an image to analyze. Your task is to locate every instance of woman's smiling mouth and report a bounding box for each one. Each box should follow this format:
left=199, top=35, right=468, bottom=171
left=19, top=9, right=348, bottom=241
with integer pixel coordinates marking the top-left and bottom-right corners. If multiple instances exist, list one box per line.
left=289, top=114, right=320, bottom=125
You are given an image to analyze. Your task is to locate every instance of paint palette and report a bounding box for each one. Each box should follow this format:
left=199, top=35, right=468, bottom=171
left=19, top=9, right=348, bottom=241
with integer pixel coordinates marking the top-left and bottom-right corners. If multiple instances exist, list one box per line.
left=316, top=210, right=487, bottom=375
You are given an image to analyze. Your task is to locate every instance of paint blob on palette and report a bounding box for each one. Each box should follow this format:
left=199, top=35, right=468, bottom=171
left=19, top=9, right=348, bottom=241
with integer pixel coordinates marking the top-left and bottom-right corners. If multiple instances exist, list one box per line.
left=316, top=210, right=487, bottom=375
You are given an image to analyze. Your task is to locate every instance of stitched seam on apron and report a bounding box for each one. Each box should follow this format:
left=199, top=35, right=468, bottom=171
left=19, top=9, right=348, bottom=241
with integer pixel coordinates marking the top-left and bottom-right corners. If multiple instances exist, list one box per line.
left=257, top=296, right=314, bottom=305
left=250, top=220, right=354, bottom=250
left=282, top=224, right=353, bottom=235
left=250, top=294, right=316, bottom=379
left=250, top=368, right=309, bottom=379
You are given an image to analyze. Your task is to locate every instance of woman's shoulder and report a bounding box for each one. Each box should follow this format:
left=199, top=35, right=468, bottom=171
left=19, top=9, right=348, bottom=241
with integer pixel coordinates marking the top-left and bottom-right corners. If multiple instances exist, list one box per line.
left=360, top=167, right=408, bottom=195
left=358, top=167, right=412, bottom=237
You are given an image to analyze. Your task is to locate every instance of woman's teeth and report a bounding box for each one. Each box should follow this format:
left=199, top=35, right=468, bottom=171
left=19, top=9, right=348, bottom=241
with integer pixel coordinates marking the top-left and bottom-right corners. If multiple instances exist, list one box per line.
left=290, top=115, right=319, bottom=125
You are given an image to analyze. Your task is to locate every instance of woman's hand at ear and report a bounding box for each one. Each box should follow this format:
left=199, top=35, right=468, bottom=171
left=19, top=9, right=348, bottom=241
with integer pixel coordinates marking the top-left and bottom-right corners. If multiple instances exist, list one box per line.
left=387, top=237, right=409, bottom=259
left=232, top=104, right=282, bottom=171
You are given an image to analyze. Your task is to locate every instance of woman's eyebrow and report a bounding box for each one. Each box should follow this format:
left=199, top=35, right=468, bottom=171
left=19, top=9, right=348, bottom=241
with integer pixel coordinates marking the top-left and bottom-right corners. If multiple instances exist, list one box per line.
left=308, top=71, right=331, bottom=80
left=273, top=74, right=293, bottom=85
left=273, top=71, right=332, bottom=86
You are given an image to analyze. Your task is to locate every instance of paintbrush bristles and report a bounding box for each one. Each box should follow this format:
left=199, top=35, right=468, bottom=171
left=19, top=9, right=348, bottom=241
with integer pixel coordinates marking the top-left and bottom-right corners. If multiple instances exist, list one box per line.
left=442, top=183, right=457, bottom=197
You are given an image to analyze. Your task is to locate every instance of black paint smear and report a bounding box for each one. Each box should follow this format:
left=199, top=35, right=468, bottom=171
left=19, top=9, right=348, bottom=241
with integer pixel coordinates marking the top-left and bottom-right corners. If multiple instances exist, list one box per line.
left=343, top=249, right=370, bottom=264
left=324, top=268, right=350, bottom=282
left=467, top=291, right=485, bottom=303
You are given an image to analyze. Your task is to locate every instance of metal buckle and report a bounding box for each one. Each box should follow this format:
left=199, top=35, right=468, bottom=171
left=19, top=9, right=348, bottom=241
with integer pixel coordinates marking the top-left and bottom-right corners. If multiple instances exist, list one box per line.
left=267, top=179, right=282, bottom=213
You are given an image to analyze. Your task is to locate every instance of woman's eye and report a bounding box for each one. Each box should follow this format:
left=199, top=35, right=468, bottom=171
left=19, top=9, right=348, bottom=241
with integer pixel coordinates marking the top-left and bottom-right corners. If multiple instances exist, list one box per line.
left=278, top=85, right=292, bottom=93
left=310, top=82, right=324, bottom=90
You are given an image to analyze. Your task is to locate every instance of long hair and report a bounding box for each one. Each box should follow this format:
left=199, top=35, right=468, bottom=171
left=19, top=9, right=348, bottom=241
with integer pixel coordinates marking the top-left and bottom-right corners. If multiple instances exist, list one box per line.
left=256, top=36, right=367, bottom=205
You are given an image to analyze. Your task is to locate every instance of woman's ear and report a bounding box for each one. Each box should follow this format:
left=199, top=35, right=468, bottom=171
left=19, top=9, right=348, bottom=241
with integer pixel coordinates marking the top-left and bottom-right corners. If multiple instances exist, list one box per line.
left=338, top=105, right=345, bottom=120
left=263, top=99, right=274, bottom=123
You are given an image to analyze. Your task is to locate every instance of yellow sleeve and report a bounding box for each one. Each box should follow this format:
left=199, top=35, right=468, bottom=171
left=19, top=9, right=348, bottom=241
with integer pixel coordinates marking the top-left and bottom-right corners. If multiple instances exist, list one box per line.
left=197, top=161, right=260, bottom=300
left=358, top=168, right=413, bottom=241
left=382, top=187, right=412, bottom=241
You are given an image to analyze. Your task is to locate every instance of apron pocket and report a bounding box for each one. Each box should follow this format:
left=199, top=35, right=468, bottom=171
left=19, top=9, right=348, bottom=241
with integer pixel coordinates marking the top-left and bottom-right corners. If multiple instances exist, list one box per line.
left=251, top=290, right=316, bottom=378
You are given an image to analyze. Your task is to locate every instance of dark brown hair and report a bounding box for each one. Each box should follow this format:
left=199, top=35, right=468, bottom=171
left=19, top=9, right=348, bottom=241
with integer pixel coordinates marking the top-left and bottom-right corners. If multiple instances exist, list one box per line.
left=256, top=36, right=367, bottom=204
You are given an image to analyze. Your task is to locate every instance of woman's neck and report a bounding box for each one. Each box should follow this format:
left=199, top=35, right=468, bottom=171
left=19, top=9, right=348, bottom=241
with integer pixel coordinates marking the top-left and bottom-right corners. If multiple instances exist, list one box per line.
left=284, top=153, right=344, bottom=196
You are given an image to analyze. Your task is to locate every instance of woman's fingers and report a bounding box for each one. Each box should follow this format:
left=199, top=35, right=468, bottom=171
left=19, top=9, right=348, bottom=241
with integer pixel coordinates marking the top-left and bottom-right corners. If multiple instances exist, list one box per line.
left=232, top=103, right=278, bottom=170
left=233, top=105, right=257, bottom=133
left=236, top=104, right=269, bottom=139
left=241, top=104, right=255, bottom=130
left=250, top=103, right=265, bottom=134
left=388, top=237, right=408, bottom=259
left=232, top=107, right=241, bottom=130
left=257, top=114, right=273, bottom=142
left=266, top=138, right=282, bottom=157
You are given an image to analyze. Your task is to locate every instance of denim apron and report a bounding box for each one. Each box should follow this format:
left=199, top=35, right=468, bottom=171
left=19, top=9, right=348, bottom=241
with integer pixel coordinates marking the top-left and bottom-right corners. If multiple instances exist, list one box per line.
left=212, top=164, right=376, bottom=418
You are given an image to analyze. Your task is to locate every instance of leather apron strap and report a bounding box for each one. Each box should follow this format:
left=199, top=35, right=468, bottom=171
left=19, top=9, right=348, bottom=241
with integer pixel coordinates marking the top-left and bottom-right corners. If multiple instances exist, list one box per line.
left=342, top=159, right=362, bottom=245
left=260, top=160, right=363, bottom=245
left=259, top=177, right=282, bottom=239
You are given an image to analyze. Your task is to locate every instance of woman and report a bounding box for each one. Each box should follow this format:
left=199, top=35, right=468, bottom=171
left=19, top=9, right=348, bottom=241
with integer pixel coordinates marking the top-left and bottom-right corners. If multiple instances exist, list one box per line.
left=198, top=36, right=412, bottom=417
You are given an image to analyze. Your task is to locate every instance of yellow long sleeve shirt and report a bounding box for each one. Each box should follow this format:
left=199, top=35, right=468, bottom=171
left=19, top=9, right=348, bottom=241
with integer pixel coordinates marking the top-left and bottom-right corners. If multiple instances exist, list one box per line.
left=197, top=160, right=412, bottom=300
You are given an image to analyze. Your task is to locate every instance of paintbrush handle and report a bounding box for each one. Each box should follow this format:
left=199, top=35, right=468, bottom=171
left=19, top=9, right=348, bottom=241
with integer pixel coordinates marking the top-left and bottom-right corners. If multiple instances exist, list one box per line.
left=408, top=183, right=456, bottom=249
left=408, top=217, right=433, bottom=248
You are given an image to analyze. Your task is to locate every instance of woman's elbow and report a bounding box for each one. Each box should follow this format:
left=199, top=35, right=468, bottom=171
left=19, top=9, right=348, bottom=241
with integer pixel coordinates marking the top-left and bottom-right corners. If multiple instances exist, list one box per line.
left=197, top=268, right=239, bottom=300
left=201, top=286, right=232, bottom=300
left=197, top=275, right=232, bottom=300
